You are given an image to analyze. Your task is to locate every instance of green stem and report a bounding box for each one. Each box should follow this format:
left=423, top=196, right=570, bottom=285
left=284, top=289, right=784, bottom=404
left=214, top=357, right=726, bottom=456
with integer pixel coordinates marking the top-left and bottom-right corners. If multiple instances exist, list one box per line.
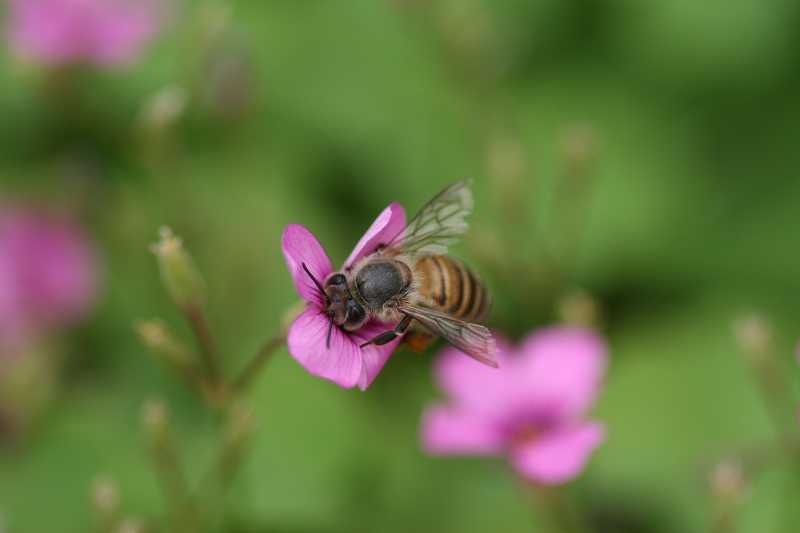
left=197, top=403, right=256, bottom=530
left=143, top=403, right=200, bottom=533
left=548, top=130, right=597, bottom=274
left=186, top=305, right=221, bottom=384
left=232, top=335, right=285, bottom=392
left=743, top=350, right=797, bottom=455
left=151, top=436, right=199, bottom=532
left=518, top=476, right=592, bottom=533
left=711, top=506, right=738, bottom=533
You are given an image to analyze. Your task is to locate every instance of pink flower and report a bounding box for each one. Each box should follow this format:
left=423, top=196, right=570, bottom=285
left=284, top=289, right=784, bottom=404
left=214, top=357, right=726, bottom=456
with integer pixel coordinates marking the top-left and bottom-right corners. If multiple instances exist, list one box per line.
left=0, top=208, right=98, bottom=348
left=6, top=0, right=166, bottom=68
left=422, top=327, right=607, bottom=485
left=281, top=203, right=406, bottom=390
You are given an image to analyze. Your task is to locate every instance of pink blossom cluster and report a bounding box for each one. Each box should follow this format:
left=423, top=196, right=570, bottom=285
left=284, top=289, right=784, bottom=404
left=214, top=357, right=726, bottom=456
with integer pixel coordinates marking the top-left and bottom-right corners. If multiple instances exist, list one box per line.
left=0, top=207, right=98, bottom=349
left=6, top=0, right=166, bottom=67
left=422, top=328, right=607, bottom=485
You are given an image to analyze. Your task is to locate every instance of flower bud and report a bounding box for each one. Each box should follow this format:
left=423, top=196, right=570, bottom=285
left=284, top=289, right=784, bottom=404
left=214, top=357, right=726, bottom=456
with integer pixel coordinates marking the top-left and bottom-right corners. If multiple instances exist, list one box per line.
left=732, top=313, right=799, bottom=447
left=141, top=399, right=169, bottom=443
left=138, top=85, right=188, bottom=134
left=560, top=124, right=596, bottom=171
left=150, top=227, right=206, bottom=313
left=708, top=458, right=749, bottom=533
left=709, top=459, right=748, bottom=503
left=115, top=518, right=146, bottom=533
left=91, top=475, right=120, bottom=516
left=733, top=313, right=772, bottom=361
left=135, top=318, right=194, bottom=368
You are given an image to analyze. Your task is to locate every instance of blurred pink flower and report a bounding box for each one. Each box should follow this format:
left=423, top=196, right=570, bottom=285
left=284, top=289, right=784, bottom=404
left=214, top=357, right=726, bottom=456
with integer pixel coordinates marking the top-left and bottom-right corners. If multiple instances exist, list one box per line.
left=0, top=208, right=98, bottom=347
left=6, top=0, right=166, bottom=68
left=422, top=327, right=607, bottom=485
left=281, top=203, right=406, bottom=390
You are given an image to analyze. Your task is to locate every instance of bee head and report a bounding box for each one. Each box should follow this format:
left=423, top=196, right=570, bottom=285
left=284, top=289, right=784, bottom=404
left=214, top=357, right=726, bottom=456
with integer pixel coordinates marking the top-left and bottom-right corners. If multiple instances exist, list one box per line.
left=300, top=264, right=367, bottom=349
left=324, top=273, right=366, bottom=331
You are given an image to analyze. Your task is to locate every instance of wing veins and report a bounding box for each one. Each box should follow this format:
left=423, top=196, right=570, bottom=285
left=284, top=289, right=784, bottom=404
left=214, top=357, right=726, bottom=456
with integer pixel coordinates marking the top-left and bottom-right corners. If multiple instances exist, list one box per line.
left=399, top=304, right=497, bottom=367
left=383, top=180, right=473, bottom=256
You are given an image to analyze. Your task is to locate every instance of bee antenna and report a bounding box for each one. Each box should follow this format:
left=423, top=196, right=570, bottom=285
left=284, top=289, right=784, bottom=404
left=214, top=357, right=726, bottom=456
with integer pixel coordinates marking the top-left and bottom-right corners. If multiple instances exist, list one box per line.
left=326, top=316, right=334, bottom=349
left=302, top=263, right=327, bottom=301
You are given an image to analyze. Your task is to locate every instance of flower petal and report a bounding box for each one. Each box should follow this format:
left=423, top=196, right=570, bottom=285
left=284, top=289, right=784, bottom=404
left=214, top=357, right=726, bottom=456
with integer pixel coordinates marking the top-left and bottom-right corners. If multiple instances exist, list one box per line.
left=0, top=210, right=97, bottom=343
left=515, top=327, right=607, bottom=419
left=8, top=0, right=163, bottom=68
left=349, top=321, right=401, bottom=390
left=281, top=224, right=333, bottom=307
left=432, top=338, right=514, bottom=417
left=421, top=405, right=505, bottom=455
left=344, top=202, right=406, bottom=268
left=90, top=0, right=164, bottom=66
left=287, top=307, right=361, bottom=388
left=510, top=422, right=605, bottom=485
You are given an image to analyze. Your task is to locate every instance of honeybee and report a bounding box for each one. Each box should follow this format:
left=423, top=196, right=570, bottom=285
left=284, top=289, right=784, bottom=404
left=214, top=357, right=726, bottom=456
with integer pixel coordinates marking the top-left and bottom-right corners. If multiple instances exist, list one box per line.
left=301, top=180, right=497, bottom=367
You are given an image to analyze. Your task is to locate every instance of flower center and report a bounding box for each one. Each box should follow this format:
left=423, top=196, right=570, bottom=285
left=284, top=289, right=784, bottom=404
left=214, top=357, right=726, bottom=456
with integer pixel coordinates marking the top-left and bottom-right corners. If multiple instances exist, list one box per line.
left=510, top=423, right=540, bottom=447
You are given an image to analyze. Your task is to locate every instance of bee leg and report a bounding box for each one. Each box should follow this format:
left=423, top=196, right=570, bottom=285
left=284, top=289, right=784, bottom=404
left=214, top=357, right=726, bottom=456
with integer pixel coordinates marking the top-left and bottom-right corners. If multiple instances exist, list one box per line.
left=359, top=315, right=413, bottom=348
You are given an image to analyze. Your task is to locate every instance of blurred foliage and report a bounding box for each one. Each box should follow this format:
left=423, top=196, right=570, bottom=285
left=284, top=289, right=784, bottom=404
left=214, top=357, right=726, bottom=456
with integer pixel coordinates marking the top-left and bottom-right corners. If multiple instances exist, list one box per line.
left=2, top=0, right=800, bottom=532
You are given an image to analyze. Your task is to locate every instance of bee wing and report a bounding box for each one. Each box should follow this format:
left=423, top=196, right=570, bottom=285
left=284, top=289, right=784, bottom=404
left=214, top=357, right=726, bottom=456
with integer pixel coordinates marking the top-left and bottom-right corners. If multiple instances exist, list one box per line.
left=383, top=180, right=473, bottom=257
left=398, top=304, right=498, bottom=368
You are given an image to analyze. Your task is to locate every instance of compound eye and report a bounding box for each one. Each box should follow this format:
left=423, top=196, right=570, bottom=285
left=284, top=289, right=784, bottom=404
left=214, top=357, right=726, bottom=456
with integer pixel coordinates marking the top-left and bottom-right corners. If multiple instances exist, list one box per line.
left=346, top=301, right=365, bottom=324
left=327, top=273, right=347, bottom=287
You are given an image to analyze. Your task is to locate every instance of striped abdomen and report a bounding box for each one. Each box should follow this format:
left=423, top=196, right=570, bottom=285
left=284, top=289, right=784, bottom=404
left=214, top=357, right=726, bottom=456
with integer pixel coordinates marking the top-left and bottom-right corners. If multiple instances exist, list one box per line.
left=414, top=255, right=490, bottom=323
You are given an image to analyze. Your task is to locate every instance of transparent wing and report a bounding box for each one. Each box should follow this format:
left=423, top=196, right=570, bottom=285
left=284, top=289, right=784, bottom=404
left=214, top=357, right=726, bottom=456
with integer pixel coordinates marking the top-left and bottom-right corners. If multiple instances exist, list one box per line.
left=399, top=304, right=498, bottom=367
left=383, top=180, right=473, bottom=256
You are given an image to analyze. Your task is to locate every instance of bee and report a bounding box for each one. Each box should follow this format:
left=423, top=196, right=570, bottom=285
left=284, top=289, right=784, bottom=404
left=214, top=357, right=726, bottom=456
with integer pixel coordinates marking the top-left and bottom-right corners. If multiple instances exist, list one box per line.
left=301, top=180, right=497, bottom=367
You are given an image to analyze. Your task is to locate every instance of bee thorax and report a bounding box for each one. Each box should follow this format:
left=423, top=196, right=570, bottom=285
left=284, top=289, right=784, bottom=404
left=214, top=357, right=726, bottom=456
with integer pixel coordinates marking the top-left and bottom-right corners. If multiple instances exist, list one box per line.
left=353, top=259, right=412, bottom=309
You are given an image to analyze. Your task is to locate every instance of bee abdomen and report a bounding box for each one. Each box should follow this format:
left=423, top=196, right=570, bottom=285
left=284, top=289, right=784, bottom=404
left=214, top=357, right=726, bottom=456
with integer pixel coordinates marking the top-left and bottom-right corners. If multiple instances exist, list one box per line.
left=415, top=256, right=489, bottom=322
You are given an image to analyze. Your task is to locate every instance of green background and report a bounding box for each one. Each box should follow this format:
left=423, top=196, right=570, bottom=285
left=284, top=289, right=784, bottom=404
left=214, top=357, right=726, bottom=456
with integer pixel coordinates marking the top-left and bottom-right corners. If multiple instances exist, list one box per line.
left=2, top=1, right=800, bottom=531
